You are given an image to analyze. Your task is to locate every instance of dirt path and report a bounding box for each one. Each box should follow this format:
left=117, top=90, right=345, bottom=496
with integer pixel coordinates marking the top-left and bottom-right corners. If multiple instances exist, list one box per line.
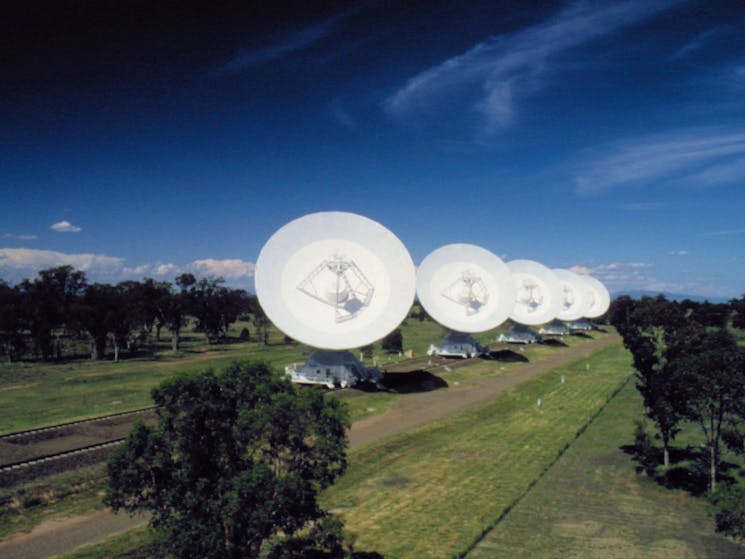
left=350, top=332, right=620, bottom=448
left=0, top=333, right=620, bottom=559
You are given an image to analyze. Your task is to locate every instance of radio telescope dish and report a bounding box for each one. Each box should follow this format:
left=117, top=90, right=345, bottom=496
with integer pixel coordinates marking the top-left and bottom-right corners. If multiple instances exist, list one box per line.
left=506, top=260, right=562, bottom=326
left=553, top=269, right=589, bottom=321
left=577, top=274, right=610, bottom=318
left=255, top=212, right=416, bottom=350
left=417, top=244, right=515, bottom=333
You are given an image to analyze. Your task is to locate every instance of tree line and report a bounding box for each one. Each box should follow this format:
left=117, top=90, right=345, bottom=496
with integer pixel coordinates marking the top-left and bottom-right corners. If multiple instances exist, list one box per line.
left=608, top=294, right=745, bottom=541
left=0, top=265, right=269, bottom=362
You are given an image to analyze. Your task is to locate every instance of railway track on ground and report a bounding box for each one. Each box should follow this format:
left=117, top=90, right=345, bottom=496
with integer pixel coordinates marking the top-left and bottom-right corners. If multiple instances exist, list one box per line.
left=0, top=408, right=157, bottom=487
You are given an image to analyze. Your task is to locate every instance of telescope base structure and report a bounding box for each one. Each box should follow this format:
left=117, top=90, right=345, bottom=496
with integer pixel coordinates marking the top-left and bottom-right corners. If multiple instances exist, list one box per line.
left=498, top=324, right=542, bottom=344
left=285, top=350, right=382, bottom=389
left=539, top=319, right=572, bottom=337
left=426, top=331, right=489, bottom=359
left=567, top=319, right=594, bottom=332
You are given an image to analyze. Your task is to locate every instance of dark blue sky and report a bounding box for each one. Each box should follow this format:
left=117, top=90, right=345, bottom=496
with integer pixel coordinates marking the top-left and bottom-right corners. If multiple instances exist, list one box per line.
left=2, top=0, right=745, bottom=297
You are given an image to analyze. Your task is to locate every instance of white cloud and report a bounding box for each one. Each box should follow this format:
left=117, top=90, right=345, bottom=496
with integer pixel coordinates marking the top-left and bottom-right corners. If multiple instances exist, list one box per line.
left=385, top=0, right=682, bottom=132
left=702, top=227, right=745, bottom=237
left=214, top=8, right=355, bottom=75
left=569, top=265, right=592, bottom=275
left=670, top=26, right=731, bottom=60
left=0, top=248, right=123, bottom=281
left=2, top=233, right=38, bottom=240
left=190, top=258, right=256, bottom=279
left=668, top=250, right=689, bottom=256
left=153, top=263, right=180, bottom=277
left=0, top=249, right=257, bottom=291
left=50, top=220, right=82, bottom=233
left=574, top=128, right=745, bottom=195
left=619, top=202, right=665, bottom=211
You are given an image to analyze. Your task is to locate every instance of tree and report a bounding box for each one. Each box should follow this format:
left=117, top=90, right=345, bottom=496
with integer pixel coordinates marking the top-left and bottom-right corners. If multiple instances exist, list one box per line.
left=731, top=295, right=745, bottom=330
left=20, top=266, right=87, bottom=360
left=252, top=303, right=272, bottom=345
left=639, top=326, right=681, bottom=469
left=669, top=336, right=745, bottom=492
left=105, top=362, right=350, bottom=559
left=180, top=277, right=250, bottom=343
left=710, top=483, right=745, bottom=541
left=0, top=279, right=25, bottom=362
left=79, top=283, right=131, bottom=360
left=609, top=295, right=690, bottom=450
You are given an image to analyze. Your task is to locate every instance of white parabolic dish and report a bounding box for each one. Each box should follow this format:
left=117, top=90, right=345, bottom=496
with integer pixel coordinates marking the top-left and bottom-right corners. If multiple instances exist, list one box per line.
left=254, top=212, right=416, bottom=350
left=507, top=259, right=562, bottom=326
left=553, top=268, right=589, bottom=321
left=577, top=274, right=610, bottom=318
left=417, top=244, right=515, bottom=333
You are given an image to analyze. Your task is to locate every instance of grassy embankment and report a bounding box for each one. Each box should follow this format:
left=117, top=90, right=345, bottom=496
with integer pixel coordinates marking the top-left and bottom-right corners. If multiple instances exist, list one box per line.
left=466, top=377, right=744, bottom=559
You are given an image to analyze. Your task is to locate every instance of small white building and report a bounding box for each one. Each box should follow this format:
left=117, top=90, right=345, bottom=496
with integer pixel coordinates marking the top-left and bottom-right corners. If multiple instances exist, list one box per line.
left=286, top=350, right=382, bottom=389
left=427, top=331, right=489, bottom=359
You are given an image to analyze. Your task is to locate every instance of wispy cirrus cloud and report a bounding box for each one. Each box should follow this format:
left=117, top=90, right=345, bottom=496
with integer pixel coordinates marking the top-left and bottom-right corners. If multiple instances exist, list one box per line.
left=668, top=250, right=689, bottom=256
left=702, top=227, right=745, bottom=237
left=574, top=128, right=745, bottom=195
left=385, top=0, right=682, bottom=132
left=2, top=233, right=38, bottom=240
left=50, top=220, right=81, bottom=233
left=214, top=9, right=355, bottom=75
left=578, top=260, right=686, bottom=294
left=618, top=202, right=666, bottom=211
left=671, top=25, right=731, bottom=60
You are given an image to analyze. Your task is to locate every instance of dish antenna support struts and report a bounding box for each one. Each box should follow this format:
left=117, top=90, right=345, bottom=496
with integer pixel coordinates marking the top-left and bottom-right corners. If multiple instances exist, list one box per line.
left=255, top=211, right=416, bottom=389
left=417, top=244, right=515, bottom=359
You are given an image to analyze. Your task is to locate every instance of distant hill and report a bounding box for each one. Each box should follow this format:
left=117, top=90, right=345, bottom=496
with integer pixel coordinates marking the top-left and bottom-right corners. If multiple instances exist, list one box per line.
left=611, top=290, right=732, bottom=304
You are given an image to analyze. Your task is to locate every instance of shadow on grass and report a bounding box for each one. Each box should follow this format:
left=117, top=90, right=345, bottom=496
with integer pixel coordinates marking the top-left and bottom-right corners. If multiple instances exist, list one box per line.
left=484, top=349, right=529, bottom=363
left=539, top=338, right=568, bottom=347
left=379, top=370, right=449, bottom=393
left=571, top=332, right=593, bottom=339
left=620, top=443, right=738, bottom=496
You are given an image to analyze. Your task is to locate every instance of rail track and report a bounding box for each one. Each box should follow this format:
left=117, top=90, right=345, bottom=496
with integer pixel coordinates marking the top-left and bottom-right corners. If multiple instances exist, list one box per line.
left=0, top=343, right=525, bottom=486
left=0, top=408, right=157, bottom=487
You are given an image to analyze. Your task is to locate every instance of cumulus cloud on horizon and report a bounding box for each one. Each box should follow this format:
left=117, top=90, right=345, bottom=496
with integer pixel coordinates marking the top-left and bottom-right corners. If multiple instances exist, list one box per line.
left=0, top=248, right=256, bottom=290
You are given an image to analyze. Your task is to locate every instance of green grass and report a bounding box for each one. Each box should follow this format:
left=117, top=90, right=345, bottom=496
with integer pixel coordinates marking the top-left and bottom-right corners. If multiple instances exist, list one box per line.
left=0, top=318, right=554, bottom=434
left=467, top=378, right=743, bottom=559
left=320, top=343, right=632, bottom=559
left=0, top=464, right=109, bottom=540
left=61, top=525, right=154, bottom=559
left=54, top=336, right=739, bottom=559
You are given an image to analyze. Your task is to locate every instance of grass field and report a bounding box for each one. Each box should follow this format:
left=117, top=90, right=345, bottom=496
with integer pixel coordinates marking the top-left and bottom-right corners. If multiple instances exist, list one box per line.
left=320, top=343, right=633, bottom=559
left=467, top=379, right=743, bottom=559
left=55, top=337, right=742, bottom=559
left=0, top=317, right=546, bottom=434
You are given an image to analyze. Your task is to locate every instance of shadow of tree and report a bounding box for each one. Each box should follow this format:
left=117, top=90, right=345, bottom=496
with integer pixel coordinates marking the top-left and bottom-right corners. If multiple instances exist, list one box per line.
left=620, top=443, right=738, bottom=496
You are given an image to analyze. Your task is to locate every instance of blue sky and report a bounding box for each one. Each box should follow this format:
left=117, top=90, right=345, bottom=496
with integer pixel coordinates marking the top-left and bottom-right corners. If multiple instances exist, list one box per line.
left=1, top=0, right=744, bottom=298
